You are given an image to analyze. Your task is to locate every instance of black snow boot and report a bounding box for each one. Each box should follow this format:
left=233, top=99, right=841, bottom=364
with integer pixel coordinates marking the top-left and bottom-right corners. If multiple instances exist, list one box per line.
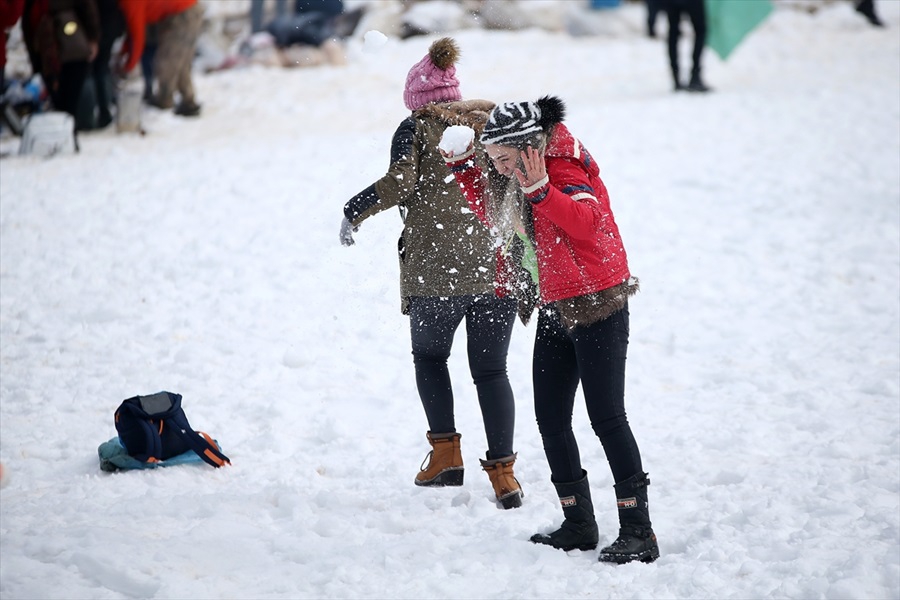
left=598, top=472, right=660, bottom=564
left=687, top=71, right=711, bottom=93
left=856, top=0, right=885, bottom=27
left=671, top=69, right=684, bottom=92
left=530, top=470, right=599, bottom=551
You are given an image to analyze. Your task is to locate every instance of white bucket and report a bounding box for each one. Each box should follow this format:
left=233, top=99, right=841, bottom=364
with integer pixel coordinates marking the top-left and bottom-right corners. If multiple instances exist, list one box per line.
left=116, top=88, right=143, bottom=134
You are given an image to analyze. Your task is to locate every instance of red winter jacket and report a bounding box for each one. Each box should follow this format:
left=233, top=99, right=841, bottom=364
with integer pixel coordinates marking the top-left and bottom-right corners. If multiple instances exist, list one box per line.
left=117, top=0, right=196, bottom=73
left=1, top=0, right=25, bottom=69
left=447, top=123, right=631, bottom=304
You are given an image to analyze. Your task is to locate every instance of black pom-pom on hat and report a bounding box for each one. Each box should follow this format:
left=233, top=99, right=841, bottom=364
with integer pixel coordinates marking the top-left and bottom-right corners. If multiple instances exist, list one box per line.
left=535, top=95, right=566, bottom=131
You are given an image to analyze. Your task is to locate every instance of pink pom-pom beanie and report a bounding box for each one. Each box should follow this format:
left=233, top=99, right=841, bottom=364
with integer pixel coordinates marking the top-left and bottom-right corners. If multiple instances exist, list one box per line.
left=403, top=38, right=462, bottom=111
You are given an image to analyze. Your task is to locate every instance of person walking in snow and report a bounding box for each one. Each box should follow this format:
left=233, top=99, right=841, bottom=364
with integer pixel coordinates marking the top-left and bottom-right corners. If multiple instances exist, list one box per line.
left=116, top=0, right=203, bottom=117
left=440, top=96, right=660, bottom=563
left=22, top=0, right=101, bottom=128
left=339, top=37, right=524, bottom=510
left=661, top=0, right=710, bottom=92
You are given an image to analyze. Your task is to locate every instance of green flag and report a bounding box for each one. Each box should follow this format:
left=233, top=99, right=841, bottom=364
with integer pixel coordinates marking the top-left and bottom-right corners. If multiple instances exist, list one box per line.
left=705, top=0, right=774, bottom=61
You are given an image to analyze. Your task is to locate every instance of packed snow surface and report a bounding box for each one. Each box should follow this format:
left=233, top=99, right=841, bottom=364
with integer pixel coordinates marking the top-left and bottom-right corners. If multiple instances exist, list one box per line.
left=1, top=1, right=898, bottom=599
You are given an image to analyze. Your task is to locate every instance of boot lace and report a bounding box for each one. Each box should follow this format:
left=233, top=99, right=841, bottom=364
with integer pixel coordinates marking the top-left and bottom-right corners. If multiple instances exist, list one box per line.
left=419, top=450, right=434, bottom=472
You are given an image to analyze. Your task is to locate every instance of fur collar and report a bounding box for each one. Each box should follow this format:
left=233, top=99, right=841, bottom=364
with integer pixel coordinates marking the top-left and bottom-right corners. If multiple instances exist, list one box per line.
left=414, top=100, right=496, bottom=133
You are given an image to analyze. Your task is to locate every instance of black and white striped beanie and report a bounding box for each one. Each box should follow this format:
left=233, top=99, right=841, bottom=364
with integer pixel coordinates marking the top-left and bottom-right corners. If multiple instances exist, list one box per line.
left=479, top=96, right=566, bottom=148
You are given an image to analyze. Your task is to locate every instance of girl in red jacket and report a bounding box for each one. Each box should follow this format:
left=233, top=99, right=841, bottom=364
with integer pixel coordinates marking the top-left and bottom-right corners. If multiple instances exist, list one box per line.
left=442, top=96, right=659, bottom=564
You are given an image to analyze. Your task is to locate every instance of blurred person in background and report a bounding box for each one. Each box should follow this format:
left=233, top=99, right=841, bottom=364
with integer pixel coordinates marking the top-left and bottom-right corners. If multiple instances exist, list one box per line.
left=660, top=0, right=710, bottom=92
left=90, top=0, right=122, bottom=127
left=139, top=22, right=156, bottom=100
left=22, top=0, right=100, bottom=127
left=1, top=0, right=25, bottom=91
left=117, top=0, right=203, bottom=117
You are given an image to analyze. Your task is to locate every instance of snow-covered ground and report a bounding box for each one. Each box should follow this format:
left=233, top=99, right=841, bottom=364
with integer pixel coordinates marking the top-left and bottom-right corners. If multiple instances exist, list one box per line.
left=1, top=1, right=898, bottom=598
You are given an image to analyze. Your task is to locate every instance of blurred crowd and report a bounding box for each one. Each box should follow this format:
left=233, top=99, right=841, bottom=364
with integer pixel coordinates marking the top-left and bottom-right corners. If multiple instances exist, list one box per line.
left=0, top=0, right=364, bottom=136
left=0, top=0, right=886, bottom=140
left=3, top=0, right=207, bottom=133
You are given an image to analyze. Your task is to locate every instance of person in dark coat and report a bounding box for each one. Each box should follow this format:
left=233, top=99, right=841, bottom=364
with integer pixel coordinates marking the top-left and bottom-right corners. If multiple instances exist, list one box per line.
left=22, top=0, right=100, bottom=127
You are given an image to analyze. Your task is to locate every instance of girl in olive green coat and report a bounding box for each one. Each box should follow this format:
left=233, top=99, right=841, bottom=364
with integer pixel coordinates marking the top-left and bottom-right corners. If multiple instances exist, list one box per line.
left=340, top=38, right=523, bottom=510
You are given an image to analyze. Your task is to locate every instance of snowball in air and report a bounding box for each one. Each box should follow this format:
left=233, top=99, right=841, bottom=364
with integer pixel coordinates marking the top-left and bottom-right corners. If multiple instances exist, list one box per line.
left=363, top=30, right=388, bottom=53
left=439, top=125, right=475, bottom=156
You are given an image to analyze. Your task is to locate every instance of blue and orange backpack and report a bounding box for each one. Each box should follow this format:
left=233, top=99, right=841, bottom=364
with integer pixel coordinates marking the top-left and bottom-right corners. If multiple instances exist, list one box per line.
left=106, top=391, right=230, bottom=470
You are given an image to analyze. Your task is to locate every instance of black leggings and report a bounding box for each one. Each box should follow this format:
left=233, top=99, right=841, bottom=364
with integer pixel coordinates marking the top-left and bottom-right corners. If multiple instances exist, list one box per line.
left=664, top=0, right=706, bottom=79
left=49, top=61, right=89, bottom=119
left=533, top=304, right=643, bottom=485
left=409, top=294, right=517, bottom=458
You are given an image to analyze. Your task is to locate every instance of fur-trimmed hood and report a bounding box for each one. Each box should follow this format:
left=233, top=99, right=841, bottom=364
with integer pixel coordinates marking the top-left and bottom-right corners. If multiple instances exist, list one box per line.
left=415, top=100, right=496, bottom=134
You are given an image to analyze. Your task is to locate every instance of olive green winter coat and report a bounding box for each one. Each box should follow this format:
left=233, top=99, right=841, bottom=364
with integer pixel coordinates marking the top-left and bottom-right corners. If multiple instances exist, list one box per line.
left=345, top=100, right=497, bottom=313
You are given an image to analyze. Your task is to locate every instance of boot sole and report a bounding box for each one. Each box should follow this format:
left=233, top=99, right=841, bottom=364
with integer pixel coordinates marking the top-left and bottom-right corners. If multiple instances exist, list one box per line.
left=598, top=546, right=660, bottom=564
left=534, top=541, right=598, bottom=552
left=530, top=535, right=598, bottom=552
left=415, top=467, right=464, bottom=487
left=498, top=491, right=523, bottom=509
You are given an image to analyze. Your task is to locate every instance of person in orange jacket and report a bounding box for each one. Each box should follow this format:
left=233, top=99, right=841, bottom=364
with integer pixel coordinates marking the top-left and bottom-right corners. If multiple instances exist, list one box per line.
left=117, top=0, right=203, bottom=116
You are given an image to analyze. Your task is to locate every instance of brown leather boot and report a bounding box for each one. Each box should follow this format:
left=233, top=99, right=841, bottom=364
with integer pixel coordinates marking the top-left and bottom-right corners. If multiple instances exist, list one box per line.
left=480, top=453, right=523, bottom=509
left=415, top=432, right=464, bottom=486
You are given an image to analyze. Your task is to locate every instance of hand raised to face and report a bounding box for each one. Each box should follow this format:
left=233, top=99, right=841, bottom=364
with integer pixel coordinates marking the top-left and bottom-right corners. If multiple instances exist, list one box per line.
left=514, top=146, right=547, bottom=189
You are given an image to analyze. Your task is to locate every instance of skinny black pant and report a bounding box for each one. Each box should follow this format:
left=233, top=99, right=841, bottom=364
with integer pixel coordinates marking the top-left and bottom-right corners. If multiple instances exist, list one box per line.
left=409, top=294, right=517, bottom=458
left=94, top=0, right=125, bottom=124
left=663, top=0, right=706, bottom=82
left=533, top=304, right=643, bottom=485
left=49, top=61, right=89, bottom=119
